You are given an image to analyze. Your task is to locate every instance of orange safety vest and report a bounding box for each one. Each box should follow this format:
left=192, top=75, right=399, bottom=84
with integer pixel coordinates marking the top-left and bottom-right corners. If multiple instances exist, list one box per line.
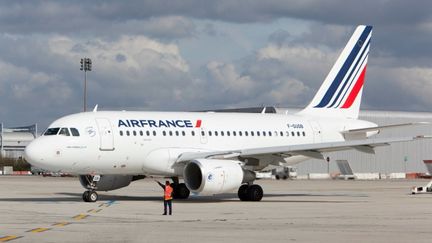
left=164, top=185, right=173, bottom=200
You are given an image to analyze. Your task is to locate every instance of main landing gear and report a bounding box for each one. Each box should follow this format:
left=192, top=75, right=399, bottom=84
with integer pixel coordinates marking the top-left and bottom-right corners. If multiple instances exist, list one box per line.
left=238, top=184, right=263, bottom=201
left=171, top=177, right=190, bottom=199
left=82, top=175, right=100, bottom=203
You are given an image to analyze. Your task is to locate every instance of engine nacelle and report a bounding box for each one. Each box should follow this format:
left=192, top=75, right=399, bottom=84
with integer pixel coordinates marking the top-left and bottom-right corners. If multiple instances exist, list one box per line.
left=183, top=159, right=255, bottom=195
left=79, top=175, right=133, bottom=191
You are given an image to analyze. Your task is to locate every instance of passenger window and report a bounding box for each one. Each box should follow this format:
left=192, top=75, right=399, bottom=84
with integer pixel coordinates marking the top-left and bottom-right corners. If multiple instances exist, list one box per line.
left=239, top=131, right=242, bottom=136
left=182, top=131, right=185, bottom=136
left=245, top=131, right=248, bottom=136
left=191, top=131, right=195, bottom=136
left=251, top=131, right=254, bottom=136
left=215, top=131, right=218, bottom=136
left=209, top=131, right=212, bottom=136
left=233, top=131, right=237, bottom=136
left=302, top=131, right=306, bottom=136
left=297, top=131, right=300, bottom=136
left=257, top=131, right=260, bottom=136
left=126, top=131, right=130, bottom=136
left=227, top=131, right=230, bottom=136
left=70, top=128, right=80, bottom=136
left=120, top=131, right=123, bottom=136
left=44, top=127, right=60, bottom=136
left=59, top=128, right=70, bottom=136
left=286, top=131, right=289, bottom=137
left=175, top=131, right=179, bottom=136
left=262, top=131, right=266, bottom=137
left=153, top=131, right=156, bottom=136
left=280, top=131, right=283, bottom=136
left=291, top=132, right=295, bottom=136
left=133, top=131, right=137, bottom=136
left=268, top=131, right=272, bottom=136
left=201, top=131, right=205, bottom=136
left=139, top=131, right=143, bottom=136
left=221, top=131, right=224, bottom=136
left=146, top=131, right=150, bottom=136
left=163, top=131, right=166, bottom=136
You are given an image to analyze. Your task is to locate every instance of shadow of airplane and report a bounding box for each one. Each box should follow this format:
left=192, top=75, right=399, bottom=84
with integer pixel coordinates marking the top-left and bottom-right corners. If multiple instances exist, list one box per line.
left=0, top=192, right=368, bottom=204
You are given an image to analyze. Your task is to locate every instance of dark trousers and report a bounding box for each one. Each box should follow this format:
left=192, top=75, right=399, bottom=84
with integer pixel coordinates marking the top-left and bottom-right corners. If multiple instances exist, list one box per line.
left=164, top=200, right=172, bottom=215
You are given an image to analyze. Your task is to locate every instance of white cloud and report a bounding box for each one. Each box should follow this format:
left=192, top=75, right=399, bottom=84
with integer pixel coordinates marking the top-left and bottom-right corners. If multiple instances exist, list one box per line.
left=257, top=44, right=337, bottom=76
left=206, top=61, right=255, bottom=94
left=0, top=60, right=72, bottom=103
left=264, top=78, right=309, bottom=104
left=391, top=67, right=432, bottom=106
left=48, top=35, right=189, bottom=73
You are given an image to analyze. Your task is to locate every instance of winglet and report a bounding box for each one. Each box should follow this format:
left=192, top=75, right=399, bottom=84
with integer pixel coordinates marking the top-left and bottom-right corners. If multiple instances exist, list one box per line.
left=93, top=104, right=98, bottom=112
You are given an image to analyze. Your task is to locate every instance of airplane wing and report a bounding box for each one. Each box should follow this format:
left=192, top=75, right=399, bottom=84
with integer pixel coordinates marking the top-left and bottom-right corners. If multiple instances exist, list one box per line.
left=176, top=135, right=430, bottom=163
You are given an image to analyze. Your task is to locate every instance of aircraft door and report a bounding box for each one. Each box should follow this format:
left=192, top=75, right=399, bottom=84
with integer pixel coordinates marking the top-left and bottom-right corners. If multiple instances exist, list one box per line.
left=309, top=121, right=322, bottom=143
left=95, top=118, right=115, bottom=151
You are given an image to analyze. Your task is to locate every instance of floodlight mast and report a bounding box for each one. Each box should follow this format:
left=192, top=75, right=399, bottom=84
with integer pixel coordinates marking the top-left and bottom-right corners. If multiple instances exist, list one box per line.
left=80, top=58, right=92, bottom=112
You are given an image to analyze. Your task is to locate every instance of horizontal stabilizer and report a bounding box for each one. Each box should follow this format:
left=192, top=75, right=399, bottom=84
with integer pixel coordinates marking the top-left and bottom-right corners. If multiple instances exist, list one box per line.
left=342, top=122, right=429, bottom=134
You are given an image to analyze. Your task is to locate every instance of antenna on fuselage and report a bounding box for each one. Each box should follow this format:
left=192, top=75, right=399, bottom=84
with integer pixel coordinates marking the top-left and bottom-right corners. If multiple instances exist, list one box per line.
left=93, top=104, right=98, bottom=112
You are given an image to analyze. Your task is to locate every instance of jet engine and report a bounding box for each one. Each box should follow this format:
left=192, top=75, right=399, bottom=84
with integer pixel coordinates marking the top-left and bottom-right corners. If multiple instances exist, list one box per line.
left=79, top=175, right=144, bottom=191
left=183, top=159, right=255, bottom=194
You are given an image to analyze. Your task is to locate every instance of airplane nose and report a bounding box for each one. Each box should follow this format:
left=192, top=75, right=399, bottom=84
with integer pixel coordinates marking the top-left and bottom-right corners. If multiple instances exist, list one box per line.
left=25, top=140, right=44, bottom=166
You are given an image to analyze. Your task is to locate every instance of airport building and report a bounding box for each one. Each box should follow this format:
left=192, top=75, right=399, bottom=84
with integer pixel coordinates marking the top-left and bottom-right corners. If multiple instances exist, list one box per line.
left=0, top=124, right=38, bottom=159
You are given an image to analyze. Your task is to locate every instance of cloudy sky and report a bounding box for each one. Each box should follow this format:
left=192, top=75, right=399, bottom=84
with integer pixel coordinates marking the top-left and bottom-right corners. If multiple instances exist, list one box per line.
left=1, top=0, right=432, bottom=130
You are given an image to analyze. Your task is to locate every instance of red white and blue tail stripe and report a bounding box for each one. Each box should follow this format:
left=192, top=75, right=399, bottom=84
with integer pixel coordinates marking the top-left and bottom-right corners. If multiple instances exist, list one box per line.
left=299, top=25, right=372, bottom=119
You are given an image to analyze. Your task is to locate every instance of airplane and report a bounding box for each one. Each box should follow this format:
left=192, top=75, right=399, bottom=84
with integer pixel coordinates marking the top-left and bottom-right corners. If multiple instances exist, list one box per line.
left=24, top=25, right=427, bottom=202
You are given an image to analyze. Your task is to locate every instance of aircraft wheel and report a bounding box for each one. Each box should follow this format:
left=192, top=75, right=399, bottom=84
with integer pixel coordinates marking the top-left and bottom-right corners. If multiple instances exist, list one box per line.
left=88, top=191, right=98, bottom=202
left=238, top=184, right=249, bottom=201
left=247, top=185, right=263, bottom=201
left=83, top=190, right=98, bottom=202
left=175, top=183, right=190, bottom=199
left=82, top=191, right=90, bottom=202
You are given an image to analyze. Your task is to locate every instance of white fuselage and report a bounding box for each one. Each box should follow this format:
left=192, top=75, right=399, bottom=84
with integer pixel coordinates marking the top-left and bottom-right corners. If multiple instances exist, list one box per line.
left=25, top=111, right=376, bottom=176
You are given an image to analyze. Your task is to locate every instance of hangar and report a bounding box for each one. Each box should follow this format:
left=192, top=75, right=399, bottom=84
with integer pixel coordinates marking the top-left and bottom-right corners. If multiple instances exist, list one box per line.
left=0, top=124, right=38, bottom=159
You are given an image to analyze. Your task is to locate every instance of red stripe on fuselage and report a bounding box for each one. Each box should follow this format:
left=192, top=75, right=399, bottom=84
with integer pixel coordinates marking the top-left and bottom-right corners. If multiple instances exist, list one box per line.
left=195, top=119, right=202, bottom=128
left=341, top=65, right=367, bottom=108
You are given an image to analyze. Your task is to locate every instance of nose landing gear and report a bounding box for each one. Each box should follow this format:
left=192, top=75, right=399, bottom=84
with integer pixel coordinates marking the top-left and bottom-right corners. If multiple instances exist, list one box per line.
left=83, top=190, right=98, bottom=202
left=81, top=175, right=100, bottom=202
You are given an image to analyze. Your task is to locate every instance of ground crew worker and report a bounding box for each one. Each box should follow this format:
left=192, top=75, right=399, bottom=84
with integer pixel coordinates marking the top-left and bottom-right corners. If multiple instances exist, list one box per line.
left=156, top=180, right=173, bottom=215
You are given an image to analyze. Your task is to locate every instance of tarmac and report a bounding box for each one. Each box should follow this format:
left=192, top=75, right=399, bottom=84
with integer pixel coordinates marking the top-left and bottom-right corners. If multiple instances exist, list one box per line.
left=1, top=176, right=432, bottom=243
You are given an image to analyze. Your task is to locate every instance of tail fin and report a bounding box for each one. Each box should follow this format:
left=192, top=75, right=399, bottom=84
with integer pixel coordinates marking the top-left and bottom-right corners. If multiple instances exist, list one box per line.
left=298, top=25, right=372, bottom=119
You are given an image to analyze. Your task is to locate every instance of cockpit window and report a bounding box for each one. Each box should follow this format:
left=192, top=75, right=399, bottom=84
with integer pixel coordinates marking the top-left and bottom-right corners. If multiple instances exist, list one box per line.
left=58, top=128, right=70, bottom=136
left=70, top=128, right=80, bottom=136
left=44, top=127, right=60, bottom=136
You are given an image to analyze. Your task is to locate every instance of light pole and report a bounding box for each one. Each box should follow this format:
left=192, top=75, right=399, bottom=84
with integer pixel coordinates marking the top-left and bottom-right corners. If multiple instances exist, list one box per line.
left=80, top=58, right=92, bottom=111
left=326, top=156, right=330, bottom=174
